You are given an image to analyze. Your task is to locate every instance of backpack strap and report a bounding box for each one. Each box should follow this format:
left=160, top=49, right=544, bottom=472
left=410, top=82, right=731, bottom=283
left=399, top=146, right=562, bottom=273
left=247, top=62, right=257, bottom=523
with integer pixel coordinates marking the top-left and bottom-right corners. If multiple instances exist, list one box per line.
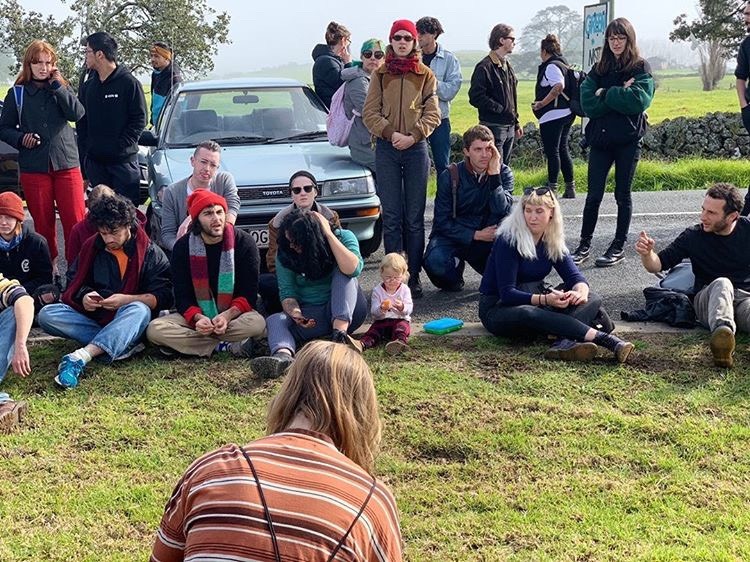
left=449, top=163, right=459, bottom=219
left=12, top=85, right=23, bottom=124
left=326, top=476, right=378, bottom=562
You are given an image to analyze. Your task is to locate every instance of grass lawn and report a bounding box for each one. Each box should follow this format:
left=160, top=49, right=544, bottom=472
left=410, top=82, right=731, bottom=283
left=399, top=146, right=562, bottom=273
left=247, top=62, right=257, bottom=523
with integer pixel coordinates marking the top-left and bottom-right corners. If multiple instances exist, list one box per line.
left=2, top=333, right=750, bottom=561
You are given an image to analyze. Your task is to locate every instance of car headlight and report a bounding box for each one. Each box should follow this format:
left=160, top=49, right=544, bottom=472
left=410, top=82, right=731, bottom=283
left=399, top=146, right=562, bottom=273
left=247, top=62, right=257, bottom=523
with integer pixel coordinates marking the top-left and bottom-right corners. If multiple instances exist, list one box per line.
left=321, top=175, right=374, bottom=196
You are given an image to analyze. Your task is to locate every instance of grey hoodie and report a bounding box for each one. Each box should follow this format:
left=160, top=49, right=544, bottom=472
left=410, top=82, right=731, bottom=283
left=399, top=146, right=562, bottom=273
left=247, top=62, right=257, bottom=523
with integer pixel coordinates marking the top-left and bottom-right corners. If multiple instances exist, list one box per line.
left=341, top=66, right=375, bottom=172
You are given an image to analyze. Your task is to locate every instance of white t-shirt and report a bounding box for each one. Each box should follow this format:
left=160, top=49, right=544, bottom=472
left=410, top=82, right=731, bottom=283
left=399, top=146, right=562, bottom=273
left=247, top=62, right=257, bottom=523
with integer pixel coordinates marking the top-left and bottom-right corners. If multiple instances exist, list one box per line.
left=539, top=63, right=572, bottom=124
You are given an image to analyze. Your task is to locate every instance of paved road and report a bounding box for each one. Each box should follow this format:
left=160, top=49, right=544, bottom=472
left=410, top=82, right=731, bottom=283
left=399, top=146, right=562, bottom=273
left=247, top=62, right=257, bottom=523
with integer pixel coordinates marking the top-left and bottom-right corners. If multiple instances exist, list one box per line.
left=52, top=189, right=708, bottom=325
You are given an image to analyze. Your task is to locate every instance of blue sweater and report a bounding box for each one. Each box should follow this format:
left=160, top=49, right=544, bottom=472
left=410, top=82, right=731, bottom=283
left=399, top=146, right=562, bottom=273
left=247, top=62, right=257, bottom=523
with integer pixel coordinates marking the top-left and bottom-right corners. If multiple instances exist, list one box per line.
left=479, top=236, right=587, bottom=305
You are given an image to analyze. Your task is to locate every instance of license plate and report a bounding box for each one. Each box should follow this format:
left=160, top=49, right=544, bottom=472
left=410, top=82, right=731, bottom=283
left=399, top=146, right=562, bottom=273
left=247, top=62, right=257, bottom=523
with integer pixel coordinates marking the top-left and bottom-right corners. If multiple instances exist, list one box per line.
left=247, top=227, right=269, bottom=249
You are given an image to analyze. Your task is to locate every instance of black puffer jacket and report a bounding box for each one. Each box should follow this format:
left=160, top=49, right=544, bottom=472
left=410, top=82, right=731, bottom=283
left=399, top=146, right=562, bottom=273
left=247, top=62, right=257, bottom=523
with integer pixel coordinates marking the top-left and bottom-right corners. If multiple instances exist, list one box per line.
left=312, top=44, right=345, bottom=108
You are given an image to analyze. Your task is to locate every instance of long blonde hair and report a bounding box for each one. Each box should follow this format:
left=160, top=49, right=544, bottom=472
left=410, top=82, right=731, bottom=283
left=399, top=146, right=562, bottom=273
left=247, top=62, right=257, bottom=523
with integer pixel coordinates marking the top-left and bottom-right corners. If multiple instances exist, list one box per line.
left=497, top=188, right=567, bottom=261
left=266, top=341, right=382, bottom=474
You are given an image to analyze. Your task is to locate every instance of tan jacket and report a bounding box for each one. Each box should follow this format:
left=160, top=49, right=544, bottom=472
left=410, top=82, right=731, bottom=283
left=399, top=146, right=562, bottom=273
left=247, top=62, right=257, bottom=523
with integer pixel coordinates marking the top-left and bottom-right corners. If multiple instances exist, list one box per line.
left=362, top=62, right=441, bottom=143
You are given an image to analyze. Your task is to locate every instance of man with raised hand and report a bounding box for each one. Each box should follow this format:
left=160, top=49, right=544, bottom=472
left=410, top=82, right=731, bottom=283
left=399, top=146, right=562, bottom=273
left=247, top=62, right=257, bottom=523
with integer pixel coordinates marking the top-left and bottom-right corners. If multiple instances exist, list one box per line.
left=147, top=190, right=265, bottom=358
left=635, top=183, right=750, bottom=368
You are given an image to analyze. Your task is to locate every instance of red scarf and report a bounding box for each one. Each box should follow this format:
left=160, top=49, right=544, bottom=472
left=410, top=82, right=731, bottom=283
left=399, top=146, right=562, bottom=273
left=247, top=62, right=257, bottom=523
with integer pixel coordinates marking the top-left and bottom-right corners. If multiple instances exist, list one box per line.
left=385, top=51, right=421, bottom=75
left=63, top=225, right=150, bottom=326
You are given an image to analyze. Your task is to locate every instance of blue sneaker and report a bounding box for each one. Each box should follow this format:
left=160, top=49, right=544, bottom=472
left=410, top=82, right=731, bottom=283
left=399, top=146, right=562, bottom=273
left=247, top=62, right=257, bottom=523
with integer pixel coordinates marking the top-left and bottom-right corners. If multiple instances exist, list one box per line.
left=54, top=354, right=86, bottom=389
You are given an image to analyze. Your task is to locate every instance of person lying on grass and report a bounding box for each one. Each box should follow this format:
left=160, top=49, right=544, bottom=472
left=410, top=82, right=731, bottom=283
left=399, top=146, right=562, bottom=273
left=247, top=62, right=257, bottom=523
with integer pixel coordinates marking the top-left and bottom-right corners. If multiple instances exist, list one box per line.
left=478, top=185, right=634, bottom=363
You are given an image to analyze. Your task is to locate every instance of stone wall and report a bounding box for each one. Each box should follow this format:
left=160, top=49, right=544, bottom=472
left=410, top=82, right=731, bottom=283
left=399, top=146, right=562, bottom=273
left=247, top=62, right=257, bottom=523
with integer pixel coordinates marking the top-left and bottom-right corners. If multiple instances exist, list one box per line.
left=449, top=112, right=750, bottom=164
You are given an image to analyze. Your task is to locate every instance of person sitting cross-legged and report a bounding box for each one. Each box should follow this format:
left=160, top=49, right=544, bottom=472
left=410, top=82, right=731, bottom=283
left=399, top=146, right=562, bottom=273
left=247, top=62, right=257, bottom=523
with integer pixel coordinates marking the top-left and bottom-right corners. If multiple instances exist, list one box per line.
left=147, top=191, right=265, bottom=358
left=38, top=195, right=173, bottom=389
left=636, top=183, right=750, bottom=368
left=423, top=125, right=513, bottom=291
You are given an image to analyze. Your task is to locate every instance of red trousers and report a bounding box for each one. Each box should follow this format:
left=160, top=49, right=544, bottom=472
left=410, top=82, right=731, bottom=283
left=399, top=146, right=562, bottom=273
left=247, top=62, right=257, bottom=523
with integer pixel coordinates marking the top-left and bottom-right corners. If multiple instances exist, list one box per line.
left=20, top=167, right=85, bottom=262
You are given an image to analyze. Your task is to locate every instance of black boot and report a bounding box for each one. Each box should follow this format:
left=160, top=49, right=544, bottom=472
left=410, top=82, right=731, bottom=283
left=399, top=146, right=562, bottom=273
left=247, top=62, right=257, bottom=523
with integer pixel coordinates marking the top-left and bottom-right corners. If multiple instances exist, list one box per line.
left=595, top=239, right=625, bottom=267
left=571, top=239, right=591, bottom=265
left=593, top=331, right=634, bottom=363
left=546, top=181, right=559, bottom=194
left=563, top=181, right=576, bottom=199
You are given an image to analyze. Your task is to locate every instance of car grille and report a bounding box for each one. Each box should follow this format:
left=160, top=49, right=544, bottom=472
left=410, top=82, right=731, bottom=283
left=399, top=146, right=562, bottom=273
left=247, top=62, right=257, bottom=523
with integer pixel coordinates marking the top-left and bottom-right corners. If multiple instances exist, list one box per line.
left=238, top=185, right=292, bottom=202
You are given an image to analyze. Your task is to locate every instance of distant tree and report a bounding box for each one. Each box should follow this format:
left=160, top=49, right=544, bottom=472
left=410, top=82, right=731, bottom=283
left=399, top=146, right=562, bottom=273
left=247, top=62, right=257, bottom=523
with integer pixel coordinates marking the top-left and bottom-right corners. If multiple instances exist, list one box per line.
left=670, top=0, right=745, bottom=90
left=0, top=0, right=230, bottom=81
left=518, top=5, right=584, bottom=66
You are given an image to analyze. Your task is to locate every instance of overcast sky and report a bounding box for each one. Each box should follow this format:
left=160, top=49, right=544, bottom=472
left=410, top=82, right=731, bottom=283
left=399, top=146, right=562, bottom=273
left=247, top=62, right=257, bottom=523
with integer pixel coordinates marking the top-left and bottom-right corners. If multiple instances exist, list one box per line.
left=28, top=0, right=697, bottom=73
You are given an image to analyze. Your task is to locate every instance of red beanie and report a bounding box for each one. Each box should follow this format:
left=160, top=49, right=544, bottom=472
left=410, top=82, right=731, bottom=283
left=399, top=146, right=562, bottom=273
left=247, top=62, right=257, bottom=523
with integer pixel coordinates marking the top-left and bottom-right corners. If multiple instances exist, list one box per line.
left=0, top=192, right=25, bottom=222
left=389, top=19, right=418, bottom=41
left=187, top=189, right=227, bottom=221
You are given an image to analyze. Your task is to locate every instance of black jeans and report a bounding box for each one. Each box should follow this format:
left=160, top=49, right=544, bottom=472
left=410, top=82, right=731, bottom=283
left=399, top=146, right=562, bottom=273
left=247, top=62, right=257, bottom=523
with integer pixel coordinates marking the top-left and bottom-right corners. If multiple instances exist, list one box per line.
left=478, top=292, right=603, bottom=341
left=580, top=141, right=641, bottom=243
left=85, top=156, right=141, bottom=205
left=482, top=122, right=515, bottom=165
left=539, top=114, right=575, bottom=185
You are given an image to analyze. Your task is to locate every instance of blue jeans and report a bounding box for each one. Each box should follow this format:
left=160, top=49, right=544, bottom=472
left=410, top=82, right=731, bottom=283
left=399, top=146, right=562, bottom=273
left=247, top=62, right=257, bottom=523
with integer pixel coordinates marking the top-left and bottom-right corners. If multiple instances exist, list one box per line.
left=266, top=272, right=367, bottom=355
left=428, top=118, right=452, bottom=178
left=375, top=138, right=430, bottom=279
left=0, top=307, right=17, bottom=383
left=37, top=302, right=151, bottom=361
left=423, top=235, right=493, bottom=290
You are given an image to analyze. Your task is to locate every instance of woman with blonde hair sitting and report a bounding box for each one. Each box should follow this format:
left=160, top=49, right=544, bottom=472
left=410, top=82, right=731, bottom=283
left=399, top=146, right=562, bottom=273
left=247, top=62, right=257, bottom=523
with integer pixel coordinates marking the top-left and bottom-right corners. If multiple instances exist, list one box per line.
left=479, top=186, right=634, bottom=362
left=151, top=340, right=403, bottom=562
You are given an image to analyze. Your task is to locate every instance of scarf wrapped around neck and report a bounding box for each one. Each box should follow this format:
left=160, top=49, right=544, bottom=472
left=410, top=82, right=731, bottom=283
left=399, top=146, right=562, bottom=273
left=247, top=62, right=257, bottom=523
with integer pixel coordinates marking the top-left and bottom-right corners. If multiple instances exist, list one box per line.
left=385, top=50, right=421, bottom=75
left=0, top=232, right=22, bottom=252
left=188, top=223, right=235, bottom=318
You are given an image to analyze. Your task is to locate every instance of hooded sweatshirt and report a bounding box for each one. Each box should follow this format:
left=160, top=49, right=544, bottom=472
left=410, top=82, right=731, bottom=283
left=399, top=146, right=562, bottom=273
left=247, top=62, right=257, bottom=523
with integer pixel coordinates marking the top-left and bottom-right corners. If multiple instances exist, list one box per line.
left=77, top=64, right=147, bottom=164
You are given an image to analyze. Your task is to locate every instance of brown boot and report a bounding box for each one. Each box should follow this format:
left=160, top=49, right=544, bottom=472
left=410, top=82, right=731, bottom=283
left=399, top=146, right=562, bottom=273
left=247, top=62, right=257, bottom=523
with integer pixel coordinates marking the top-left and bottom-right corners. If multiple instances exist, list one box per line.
left=710, top=325, right=735, bottom=368
left=0, top=400, right=28, bottom=432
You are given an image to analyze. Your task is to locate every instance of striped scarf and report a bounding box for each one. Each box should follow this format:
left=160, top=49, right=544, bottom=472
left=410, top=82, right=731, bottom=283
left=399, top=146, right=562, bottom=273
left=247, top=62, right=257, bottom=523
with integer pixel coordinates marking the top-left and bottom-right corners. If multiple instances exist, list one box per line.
left=188, top=224, right=235, bottom=318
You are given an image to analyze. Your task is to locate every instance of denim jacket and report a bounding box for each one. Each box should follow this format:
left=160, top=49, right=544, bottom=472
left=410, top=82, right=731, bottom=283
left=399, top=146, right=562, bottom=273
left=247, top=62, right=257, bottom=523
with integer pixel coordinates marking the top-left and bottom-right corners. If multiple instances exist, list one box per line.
left=427, top=44, right=463, bottom=119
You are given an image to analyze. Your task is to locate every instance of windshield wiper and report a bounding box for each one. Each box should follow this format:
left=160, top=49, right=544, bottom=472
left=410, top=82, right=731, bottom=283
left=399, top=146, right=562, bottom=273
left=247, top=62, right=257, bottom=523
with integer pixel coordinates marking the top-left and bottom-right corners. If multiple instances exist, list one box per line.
left=268, top=131, right=327, bottom=143
left=212, top=135, right=272, bottom=144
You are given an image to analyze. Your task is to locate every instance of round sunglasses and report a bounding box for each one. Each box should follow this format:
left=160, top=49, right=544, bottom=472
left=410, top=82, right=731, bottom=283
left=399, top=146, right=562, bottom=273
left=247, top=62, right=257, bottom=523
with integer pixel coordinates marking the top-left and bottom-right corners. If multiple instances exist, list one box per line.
left=362, top=51, right=385, bottom=60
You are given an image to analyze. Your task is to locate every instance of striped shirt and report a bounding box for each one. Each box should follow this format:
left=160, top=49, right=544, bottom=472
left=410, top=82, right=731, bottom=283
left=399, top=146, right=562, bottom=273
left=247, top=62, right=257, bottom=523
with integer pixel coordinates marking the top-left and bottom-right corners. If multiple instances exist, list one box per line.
left=0, top=273, right=28, bottom=310
left=151, top=429, right=403, bottom=562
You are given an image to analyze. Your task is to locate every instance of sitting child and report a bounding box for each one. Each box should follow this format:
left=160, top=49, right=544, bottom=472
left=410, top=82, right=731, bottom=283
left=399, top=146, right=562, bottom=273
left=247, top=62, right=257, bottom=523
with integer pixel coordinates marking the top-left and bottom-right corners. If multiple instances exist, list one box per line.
left=360, top=253, right=413, bottom=355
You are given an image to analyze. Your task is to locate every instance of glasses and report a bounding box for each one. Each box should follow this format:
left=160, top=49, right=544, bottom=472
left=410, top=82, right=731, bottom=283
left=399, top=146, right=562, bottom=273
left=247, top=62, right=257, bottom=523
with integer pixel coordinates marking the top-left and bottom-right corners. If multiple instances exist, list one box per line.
left=504, top=36, right=516, bottom=43
left=362, top=51, right=385, bottom=60
left=608, top=35, right=627, bottom=43
left=392, top=34, right=414, bottom=42
left=523, top=186, right=555, bottom=198
left=382, top=275, right=402, bottom=281
left=291, top=184, right=315, bottom=195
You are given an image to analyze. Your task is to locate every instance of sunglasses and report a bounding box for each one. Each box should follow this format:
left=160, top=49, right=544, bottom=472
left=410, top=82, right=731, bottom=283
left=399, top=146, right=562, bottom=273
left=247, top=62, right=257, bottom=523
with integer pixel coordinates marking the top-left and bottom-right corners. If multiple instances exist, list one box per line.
left=504, top=36, right=516, bottom=43
left=523, top=186, right=555, bottom=197
left=362, top=51, right=385, bottom=60
left=291, top=184, right=315, bottom=195
left=392, top=34, right=414, bottom=42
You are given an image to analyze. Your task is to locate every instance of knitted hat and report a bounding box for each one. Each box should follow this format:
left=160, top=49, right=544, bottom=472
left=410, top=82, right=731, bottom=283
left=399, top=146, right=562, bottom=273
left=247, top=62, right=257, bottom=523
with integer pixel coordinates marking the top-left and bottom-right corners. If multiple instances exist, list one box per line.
left=187, top=190, right=227, bottom=221
left=0, top=192, right=24, bottom=222
left=389, top=20, right=418, bottom=41
left=361, top=38, right=385, bottom=54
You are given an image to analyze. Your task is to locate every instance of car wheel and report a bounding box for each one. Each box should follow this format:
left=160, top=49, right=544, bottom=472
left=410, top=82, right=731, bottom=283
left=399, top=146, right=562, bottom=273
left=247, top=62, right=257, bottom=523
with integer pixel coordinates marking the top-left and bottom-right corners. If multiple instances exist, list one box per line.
left=358, top=217, right=382, bottom=258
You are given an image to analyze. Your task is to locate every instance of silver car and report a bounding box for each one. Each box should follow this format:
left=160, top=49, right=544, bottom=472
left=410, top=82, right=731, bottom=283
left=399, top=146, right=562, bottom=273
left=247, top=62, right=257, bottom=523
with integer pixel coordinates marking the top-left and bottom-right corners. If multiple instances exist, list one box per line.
left=140, top=78, right=381, bottom=257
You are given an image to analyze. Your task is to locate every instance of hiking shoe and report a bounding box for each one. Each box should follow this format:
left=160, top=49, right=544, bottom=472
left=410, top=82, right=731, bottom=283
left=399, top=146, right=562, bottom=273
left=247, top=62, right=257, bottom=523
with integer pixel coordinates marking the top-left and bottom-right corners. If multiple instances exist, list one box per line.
left=571, top=242, right=591, bottom=265
left=614, top=341, right=635, bottom=364
left=385, top=339, right=409, bottom=356
left=230, top=337, right=270, bottom=358
left=543, top=339, right=598, bottom=362
left=0, top=400, right=28, bottom=432
left=595, top=240, right=625, bottom=267
left=251, top=352, right=294, bottom=379
left=710, top=325, right=735, bottom=368
left=54, top=354, right=86, bottom=389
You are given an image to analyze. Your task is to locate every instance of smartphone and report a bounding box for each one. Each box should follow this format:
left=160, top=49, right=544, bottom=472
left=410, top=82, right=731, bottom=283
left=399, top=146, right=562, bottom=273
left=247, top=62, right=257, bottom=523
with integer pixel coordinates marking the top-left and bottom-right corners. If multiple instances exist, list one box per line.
left=89, top=295, right=103, bottom=303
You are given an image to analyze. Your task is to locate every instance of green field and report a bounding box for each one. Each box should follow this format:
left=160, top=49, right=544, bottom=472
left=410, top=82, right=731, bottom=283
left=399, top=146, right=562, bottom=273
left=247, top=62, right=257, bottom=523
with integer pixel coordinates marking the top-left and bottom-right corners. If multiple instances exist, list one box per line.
left=2, top=333, right=750, bottom=560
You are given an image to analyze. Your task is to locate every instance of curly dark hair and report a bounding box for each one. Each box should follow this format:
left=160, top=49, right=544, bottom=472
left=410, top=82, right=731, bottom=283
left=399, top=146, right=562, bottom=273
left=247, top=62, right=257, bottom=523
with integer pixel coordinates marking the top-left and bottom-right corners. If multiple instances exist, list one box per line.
left=277, top=209, right=336, bottom=280
left=87, top=194, right=137, bottom=231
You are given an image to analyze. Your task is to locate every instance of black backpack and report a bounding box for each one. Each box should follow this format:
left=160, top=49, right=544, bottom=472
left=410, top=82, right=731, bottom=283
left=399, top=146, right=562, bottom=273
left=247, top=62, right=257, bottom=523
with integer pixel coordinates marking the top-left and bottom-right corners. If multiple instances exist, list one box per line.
left=560, top=64, right=586, bottom=117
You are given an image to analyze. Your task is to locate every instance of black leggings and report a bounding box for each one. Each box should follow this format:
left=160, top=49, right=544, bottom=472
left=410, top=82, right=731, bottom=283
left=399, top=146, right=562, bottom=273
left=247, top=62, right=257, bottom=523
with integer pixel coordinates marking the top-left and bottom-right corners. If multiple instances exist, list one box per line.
left=478, top=292, right=603, bottom=342
left=580, top=141, right=640, bottom=243
left=539, top=114, right=575, bottom=185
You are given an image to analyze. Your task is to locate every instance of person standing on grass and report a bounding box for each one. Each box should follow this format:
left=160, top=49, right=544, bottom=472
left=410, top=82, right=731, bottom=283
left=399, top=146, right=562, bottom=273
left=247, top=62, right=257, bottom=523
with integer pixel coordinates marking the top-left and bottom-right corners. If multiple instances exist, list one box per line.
left=735, top=1, right=750, bottom=216
left=37, top=195, right=172, bottom=390
left=570, top=18, right=654, bottom=268
left=149, top=41, right=183, bottom=127
left=423, top=125, right=514, bottom=292
left=479, top=186, right=633, bottom=364
left=468, top=23, right=522, bottom=164
left=147, top=191, right=265, bottom=358
left=635, top=183, right=750, bottom=368
left=532, top=34, right=577, bottom=199
left=77, top=32, right=147, bottom=206
left=362, top=19, right=441, bottom=299
left=0, top=40, right=86, bottom=280
left=416, top=16, right=462, bottom=177
left=0, top=273, right=33, bottom=432
left=312, top=22, right=352, bottom=108
left=151, top=341, right=403, bottom=562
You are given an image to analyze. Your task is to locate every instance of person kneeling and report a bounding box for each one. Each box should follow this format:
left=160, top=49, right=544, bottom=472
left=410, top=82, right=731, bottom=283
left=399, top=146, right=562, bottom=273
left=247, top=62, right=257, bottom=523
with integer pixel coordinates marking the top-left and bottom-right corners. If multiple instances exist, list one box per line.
left=38, top=195, right=173, bottom=389
left=478, top=186, right=633, bottom=362
left=147, top=191, right=265, bottom=357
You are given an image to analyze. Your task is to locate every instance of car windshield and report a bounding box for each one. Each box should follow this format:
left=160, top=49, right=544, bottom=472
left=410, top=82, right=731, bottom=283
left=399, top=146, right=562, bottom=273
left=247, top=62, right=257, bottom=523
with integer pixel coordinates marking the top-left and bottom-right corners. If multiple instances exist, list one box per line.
left=163, top=86, right=328, bottom=146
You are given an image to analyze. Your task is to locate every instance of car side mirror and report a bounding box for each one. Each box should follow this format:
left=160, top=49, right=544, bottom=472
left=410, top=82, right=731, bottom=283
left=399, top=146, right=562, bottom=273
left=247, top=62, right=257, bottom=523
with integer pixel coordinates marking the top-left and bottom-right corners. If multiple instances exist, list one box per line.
left=139, top=130, right=158, bottom=147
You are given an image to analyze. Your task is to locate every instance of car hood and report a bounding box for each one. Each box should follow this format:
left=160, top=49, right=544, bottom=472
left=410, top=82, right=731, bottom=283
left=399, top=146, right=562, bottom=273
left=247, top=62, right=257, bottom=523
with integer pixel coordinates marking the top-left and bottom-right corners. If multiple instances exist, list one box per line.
left=163, top=142, right=367, bottom=185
